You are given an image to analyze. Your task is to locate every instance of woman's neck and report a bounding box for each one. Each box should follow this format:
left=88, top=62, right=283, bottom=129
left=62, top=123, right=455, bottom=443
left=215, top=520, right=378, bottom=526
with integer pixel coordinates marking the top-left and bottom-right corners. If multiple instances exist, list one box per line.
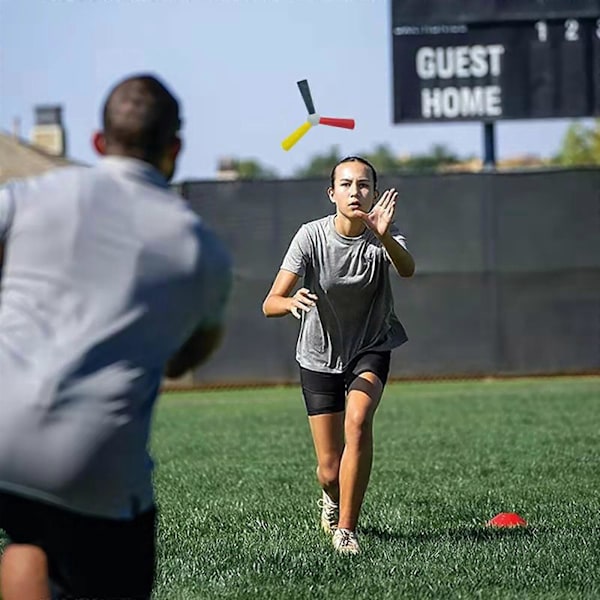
left=334, top=214, right=367, bottom=238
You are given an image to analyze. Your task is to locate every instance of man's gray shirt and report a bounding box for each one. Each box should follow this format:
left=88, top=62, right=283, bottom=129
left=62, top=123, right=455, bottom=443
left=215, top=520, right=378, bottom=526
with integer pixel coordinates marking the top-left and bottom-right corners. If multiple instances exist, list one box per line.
left=0, top=157, right=231, bottom=519
left=281, top=215, right=408, bottom=373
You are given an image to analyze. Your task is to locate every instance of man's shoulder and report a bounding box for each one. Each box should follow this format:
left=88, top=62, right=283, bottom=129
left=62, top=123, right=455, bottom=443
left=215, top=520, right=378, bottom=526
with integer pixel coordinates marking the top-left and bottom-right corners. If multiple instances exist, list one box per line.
left=3, top=165, right=87, bottom=194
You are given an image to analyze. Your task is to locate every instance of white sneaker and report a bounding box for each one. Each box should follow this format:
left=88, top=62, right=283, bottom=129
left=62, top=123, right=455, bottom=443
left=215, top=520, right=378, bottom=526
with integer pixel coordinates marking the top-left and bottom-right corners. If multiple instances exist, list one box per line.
left=332, top=528, right=360, bottom=555
left=318, top=491, right=338, bottom=535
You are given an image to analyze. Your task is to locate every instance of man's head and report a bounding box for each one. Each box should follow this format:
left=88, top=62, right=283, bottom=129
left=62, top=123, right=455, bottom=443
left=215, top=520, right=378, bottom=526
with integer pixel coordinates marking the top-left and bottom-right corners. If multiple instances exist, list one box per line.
left=93, top=74, right=182, bottom=181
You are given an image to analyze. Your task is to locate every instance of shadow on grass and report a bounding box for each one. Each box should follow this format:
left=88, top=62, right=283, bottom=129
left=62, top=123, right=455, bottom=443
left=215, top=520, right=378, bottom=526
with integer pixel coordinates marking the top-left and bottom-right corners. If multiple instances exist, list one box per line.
left=362, top=524, right=540, bottom=544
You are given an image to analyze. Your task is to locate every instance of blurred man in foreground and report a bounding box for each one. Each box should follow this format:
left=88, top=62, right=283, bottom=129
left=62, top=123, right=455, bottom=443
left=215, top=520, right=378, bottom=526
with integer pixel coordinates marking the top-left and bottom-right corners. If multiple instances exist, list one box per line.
left=0, top=73, right=232, bottom=599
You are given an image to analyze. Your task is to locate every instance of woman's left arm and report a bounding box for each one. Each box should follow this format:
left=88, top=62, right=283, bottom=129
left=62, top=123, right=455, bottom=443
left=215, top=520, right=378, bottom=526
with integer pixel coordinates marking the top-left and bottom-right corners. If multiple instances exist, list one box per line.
left=361, top=188, right=415, bottom=278
left=377, top=231, right=415, bottom=277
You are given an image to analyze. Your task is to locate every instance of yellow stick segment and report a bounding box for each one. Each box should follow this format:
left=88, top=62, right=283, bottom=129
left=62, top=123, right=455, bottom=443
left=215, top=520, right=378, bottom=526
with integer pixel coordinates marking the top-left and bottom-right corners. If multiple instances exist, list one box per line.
left=281, top=121, right=312, bottom=151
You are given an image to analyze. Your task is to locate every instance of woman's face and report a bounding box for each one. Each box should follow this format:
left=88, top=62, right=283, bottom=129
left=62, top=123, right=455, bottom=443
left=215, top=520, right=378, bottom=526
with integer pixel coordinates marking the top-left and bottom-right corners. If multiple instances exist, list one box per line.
left=328, top=161, right=377, bottom=218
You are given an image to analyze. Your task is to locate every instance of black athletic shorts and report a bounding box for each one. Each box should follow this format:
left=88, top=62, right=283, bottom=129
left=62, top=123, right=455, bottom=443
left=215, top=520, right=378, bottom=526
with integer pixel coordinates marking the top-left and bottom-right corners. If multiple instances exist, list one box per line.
left=0, top=490, right=156, bottom=600
left=300, top=350, right=391, bottom=416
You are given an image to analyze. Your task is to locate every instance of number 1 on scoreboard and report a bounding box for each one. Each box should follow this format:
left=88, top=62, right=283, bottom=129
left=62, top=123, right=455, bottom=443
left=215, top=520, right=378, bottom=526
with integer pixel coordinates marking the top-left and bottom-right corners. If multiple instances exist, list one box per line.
left=535, top=20, right=548, bottom=42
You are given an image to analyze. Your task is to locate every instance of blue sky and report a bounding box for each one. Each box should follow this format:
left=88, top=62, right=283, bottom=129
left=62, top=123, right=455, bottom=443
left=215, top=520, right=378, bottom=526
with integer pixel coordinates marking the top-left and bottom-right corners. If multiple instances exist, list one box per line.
left=0, top=0, right=589, bottom=181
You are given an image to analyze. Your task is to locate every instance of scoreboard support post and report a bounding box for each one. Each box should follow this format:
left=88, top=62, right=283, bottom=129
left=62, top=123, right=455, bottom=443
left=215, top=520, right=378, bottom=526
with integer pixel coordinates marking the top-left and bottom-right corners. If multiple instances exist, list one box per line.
left=483, top=122, right=497, bottom=170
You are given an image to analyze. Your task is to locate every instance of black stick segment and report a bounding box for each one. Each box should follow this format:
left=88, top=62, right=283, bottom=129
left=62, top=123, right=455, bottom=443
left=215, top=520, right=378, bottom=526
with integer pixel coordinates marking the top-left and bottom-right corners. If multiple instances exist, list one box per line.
left=297, top=79, right=316, bottom=115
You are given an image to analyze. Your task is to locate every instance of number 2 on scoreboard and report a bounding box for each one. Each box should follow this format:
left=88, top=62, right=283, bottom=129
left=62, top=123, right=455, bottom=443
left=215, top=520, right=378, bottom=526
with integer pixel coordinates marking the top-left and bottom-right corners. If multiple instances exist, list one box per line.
left=564, top=19, right=579, bottom=42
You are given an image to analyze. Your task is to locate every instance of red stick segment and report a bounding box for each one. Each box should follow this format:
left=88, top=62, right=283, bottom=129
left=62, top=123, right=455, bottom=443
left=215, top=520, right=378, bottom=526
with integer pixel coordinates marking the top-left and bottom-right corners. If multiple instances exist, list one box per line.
left=319, top=117, right=355, bottom=129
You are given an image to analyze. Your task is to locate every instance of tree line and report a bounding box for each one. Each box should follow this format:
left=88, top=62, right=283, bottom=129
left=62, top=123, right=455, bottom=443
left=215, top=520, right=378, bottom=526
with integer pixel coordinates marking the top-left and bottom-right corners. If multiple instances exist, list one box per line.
left=225, top=120, right=600, bottom=179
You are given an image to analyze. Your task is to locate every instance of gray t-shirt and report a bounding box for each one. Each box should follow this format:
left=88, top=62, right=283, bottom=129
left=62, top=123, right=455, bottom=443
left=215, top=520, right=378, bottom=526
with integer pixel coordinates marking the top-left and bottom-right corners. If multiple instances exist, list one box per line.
left=0, top=157, right=232, bottom=519
left=280, top=215, right=408, bottom=373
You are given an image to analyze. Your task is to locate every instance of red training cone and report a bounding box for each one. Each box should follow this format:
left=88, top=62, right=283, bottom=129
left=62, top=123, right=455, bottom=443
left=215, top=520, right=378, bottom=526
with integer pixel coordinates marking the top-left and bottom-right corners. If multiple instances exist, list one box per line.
left=486, top=512, right=528, bottom=528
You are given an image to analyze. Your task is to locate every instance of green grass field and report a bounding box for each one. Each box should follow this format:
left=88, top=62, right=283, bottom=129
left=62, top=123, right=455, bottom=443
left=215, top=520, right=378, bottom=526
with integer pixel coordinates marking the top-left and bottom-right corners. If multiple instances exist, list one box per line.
left=152, top=377, right=600, bottom=599
left=1, top=377, right=599, bottom=598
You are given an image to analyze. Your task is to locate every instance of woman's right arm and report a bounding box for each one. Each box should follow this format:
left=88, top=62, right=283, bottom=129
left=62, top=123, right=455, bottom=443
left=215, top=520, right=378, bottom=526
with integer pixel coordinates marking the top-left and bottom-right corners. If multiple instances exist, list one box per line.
left=262, top=269, right=317, bottom=319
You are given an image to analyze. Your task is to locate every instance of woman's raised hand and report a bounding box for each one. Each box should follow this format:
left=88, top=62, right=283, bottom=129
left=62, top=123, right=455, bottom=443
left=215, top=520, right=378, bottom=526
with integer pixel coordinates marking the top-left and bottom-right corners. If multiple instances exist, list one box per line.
left=361, top=188, right=398, bottom=238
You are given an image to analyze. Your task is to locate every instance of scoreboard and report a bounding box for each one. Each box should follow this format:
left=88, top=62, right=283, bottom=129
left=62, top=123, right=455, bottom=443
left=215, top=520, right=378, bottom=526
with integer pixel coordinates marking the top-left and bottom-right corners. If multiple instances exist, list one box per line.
left=391, top=0, right=600, bottom=122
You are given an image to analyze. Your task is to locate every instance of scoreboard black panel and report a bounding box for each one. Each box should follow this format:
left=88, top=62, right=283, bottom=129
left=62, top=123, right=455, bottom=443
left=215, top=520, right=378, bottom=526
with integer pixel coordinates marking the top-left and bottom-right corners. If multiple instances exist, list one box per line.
left=392, top=0, right=600, bottom=25
left=391, top=0, right=600, bottom=122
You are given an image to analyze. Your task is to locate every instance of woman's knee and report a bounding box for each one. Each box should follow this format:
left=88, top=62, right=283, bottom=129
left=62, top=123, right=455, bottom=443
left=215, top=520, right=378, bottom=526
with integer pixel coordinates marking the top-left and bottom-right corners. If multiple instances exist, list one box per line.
left=344, top=408, right=375, bottom=446
left=317, top=458, right=341, bottom=487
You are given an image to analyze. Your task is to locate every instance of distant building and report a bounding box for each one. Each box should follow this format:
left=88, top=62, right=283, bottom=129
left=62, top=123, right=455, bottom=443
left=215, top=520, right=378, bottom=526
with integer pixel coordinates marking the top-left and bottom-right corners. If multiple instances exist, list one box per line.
left=216, top=157, right=240, bottom=181
left=0, top=105, right=80, bottom=185
left=30, top=104, right=68, bottom=158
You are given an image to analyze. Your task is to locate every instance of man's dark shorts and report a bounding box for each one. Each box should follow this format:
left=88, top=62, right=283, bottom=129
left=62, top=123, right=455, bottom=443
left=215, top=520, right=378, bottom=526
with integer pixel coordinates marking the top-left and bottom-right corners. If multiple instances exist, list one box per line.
left=0, top=490, right=155, bottom=599
left=300, top=350, right=391, bottom=416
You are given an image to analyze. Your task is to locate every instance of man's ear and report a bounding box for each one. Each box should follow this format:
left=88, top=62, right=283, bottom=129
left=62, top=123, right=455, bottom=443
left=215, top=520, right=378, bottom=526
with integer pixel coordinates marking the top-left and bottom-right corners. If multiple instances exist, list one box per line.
left=327, top=187, right=335, bottom=203
left=169, top=136, right=182, bottom=161
left=92, top=132, right=106, bottom=156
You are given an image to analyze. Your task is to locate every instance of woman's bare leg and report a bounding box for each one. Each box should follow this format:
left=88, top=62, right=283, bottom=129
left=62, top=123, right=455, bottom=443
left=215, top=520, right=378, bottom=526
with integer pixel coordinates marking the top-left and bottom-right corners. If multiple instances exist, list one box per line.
left=337, top=372, right=383, bottom=532
left=308, top=411, right=345, bottom=502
